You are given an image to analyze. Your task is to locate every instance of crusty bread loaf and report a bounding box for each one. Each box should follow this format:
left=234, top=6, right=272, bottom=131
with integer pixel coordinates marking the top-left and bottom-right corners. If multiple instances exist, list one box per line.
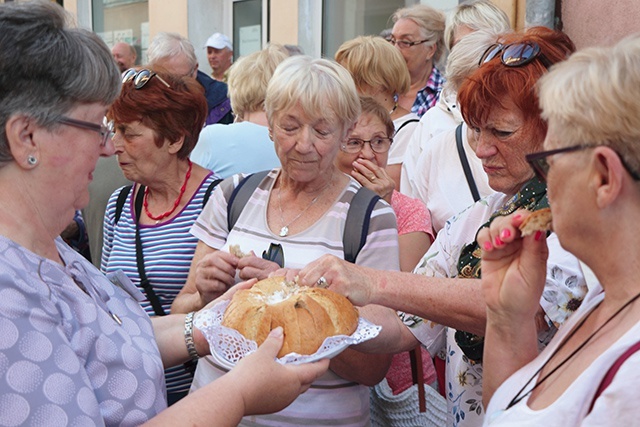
left=519, top=208, right=552, bottom=236
left=221, top=276, right=359, bottom=357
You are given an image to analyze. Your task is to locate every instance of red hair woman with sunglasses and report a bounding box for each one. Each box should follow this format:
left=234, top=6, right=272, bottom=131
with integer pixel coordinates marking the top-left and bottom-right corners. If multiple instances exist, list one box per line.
left=101, top=67, right=219, bottom=405
left=294, top=27, right=589, bottom=426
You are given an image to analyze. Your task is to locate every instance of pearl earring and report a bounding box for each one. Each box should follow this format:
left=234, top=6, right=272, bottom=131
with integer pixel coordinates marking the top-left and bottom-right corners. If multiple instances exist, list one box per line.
left=27, top=155, right=38, bottom=166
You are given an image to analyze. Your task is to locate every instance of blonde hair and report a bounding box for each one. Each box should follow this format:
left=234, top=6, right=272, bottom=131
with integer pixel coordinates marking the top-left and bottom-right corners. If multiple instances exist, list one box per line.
left=538, top=33, right=640, bottom=174
left=392, top=5, right=446, bottom=63
left=265, top=56, right=361, bottom=131
left=445, top=29, right=502, bottom=92
left=444, top=0, right=511, bottom=50
left=335, top=36, right=410, bottom=97
left=227, top=43, right=289, bottom=120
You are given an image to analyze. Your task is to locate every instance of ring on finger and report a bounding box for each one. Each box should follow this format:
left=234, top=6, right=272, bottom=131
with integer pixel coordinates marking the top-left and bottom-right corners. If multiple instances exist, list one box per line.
left=370, top=175, right=376, bottom=181
left=316, top=276, right=329, bottom=288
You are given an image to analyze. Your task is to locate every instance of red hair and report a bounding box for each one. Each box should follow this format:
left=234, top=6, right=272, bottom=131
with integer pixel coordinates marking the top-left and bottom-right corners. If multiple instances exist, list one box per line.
left=457, top=27, right=575, bottom=138
left=108, top=67, right=207, bottom=159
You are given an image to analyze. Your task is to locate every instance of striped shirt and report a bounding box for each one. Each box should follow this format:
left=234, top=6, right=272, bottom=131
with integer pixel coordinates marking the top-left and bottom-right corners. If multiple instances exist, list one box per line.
left=101, top=172, right=218, bottom=396
left=191, top=168, right=400, bottom=426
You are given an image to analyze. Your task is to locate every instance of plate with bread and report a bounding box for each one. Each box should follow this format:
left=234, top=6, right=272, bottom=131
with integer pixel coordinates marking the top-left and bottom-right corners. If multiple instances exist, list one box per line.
left=195, top=276, right=382, bottom=368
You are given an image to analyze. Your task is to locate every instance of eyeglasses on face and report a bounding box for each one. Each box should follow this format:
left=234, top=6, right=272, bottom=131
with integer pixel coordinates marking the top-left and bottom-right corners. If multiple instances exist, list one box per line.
left=341, top=137, right=393, bottom=154
left=122, top=68, right=171, bottom=89
left=57, top=116, right=114, bottom=147
left=386, top=37, right=430, bottom=49
left=479, top=42, right=552, bottom=69
left=526, top=144, right=640, bottom=182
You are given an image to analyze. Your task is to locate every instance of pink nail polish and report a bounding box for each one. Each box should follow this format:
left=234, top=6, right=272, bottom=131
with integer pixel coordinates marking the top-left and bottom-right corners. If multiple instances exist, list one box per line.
left=535, top=230, right=544, bottom=241
left=495, top=237, right=503, bottom=246
left=501, top=229, right=511, bottom=239
left=483, top=241, right=493, bottom=251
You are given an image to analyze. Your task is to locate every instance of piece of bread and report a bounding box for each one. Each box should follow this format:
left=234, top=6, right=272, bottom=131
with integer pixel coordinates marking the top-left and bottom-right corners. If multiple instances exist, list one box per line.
left=221, top=276, right=359, bottom=357
left=229, top=244, right=247, bottom=258
left=519, top=208, right=552, bottom=236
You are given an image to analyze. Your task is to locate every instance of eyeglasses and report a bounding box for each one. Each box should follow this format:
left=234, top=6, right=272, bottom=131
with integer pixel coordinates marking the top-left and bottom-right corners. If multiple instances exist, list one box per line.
left=526, top=144, right=640, bottom=182
left=479, top=42, right=552, bottom=69
left=57, top=116, right=114, bottom=147
left=386, top=37, right=430, bottom=49
left=122, top=68, right=171, bottom=89
left=341, top=137, right=393, bottom=154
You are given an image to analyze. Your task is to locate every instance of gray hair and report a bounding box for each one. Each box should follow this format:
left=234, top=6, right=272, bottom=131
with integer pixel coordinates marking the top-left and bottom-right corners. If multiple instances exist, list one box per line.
left=444, top=0, right=511, bottom=50
left=538, top=33, right=640, bottom=175
left=392, top=5, right=446, bottom=64
left=265, top=56, right=360, bottom=133
left=0, top=1, right=121, bottom=166
left=147, top=32, right=198, bottom=72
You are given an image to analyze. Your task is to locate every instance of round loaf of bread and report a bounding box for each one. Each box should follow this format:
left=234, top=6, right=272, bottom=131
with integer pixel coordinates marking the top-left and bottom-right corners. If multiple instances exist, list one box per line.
left=221, top=276, right=359, bottom=357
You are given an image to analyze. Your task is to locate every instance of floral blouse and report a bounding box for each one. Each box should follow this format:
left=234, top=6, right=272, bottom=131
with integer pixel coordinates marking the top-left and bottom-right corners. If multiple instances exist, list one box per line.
left=400, top=184, right=588, bottom=427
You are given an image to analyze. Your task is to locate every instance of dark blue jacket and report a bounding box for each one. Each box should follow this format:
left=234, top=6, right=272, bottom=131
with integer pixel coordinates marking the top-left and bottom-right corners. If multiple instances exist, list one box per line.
left=196, top=70, right=233, bottom=125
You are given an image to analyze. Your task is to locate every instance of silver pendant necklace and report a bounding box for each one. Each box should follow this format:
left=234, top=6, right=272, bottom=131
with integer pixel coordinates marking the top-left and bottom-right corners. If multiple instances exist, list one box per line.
left=276, top=180, right=331, bottom=237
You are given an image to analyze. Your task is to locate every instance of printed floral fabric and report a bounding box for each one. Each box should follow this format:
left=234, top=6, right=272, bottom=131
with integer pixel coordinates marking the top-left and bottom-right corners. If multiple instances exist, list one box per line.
left=399, top=178, right=588, bottom=426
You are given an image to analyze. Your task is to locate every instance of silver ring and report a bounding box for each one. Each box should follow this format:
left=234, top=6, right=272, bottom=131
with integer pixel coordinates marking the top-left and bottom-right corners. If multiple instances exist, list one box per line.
left=316, top=276, right=328, bottom=288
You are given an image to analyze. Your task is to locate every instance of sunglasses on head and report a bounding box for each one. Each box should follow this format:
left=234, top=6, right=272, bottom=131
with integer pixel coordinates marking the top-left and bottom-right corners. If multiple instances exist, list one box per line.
left=479, top=42, right=552, bottom=69
left=122, top=68, right=171, bottom=89
left=526, top=144, right=640, bottom=182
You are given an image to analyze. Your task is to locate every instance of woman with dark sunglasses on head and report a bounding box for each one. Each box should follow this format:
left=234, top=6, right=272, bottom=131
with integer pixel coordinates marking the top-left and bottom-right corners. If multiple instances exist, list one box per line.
left=479, top=34, right=640, bottom=425
left=0, top=2, right=328, bottom=425
left=101, top=66, right=219, bottom=405
left=293, top=27, right=589, bottom=427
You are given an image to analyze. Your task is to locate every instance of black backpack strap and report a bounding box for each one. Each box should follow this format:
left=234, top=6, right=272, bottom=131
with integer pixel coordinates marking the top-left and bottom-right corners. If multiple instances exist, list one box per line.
left=455, top=124, right=481, bottom=203
left=115, top=185, right=133, bottom=224
left=395, top=118, right=419, bottom=135
left=343, top=186, right=380, bottom=264
left=203, top=178, right=223, bottom=208
left=227, top=170, right=270, bottom=231
left=132, top=185, right=166, bottom=316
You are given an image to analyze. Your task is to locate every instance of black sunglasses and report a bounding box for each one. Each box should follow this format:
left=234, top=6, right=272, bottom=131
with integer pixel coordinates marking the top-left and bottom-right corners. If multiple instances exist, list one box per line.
left=526, top=144, right=640, bottom=182
left=122, top=68, right=170, bottom=89
left=479, top=42, right=552, bottom=69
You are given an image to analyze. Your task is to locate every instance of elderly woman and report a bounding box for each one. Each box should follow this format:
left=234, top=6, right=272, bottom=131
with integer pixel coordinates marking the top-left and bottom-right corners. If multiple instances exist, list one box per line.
left=295, top=27, right=589, bottom=427
left=335, top=35, right=418, bottom=190
left=0, top=2, right=328, bottom=425
left=389, top=4, right=446, bottom=118
left=335, top=96, right=438, bottom=423
left=172, top=56, right=399, bottom=426
left=190, top=43, right=288, bottom=177
left=101, top=67, right=222, bottom=404
left=402, top=30, right=501, bottom=232
left=443, top=0, right=511, bottom=50
left=479, top=34, right=640, bottom=425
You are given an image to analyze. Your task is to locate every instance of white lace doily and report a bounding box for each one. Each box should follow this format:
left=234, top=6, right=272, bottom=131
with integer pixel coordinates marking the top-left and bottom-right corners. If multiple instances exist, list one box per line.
left=195, top=300, right=381, bottom=368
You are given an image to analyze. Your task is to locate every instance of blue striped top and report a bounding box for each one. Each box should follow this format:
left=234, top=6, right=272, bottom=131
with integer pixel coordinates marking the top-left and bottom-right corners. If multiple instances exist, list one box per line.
left=101, top=172, right=218, bottom=396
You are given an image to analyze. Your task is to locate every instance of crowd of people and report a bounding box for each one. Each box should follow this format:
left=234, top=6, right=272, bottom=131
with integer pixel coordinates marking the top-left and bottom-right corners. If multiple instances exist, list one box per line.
left=2, top=0, right=640, bottom=426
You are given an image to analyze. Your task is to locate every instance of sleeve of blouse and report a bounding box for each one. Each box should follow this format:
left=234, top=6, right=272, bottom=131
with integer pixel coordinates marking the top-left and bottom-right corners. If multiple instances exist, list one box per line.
left=393, top=192, right=435, bottom=241
left=190, top=174, right=243, bottom=249
left=100, top=186, right=124, bottom=273
left=353, top=199, right=400, bottom=272
left=0, top=272, right=102, bottom=423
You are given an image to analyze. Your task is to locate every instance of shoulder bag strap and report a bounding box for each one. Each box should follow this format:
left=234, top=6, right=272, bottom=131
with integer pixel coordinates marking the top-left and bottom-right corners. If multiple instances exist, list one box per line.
left=588, top=340, right=640, bottom=413
left=227, top=170, right=270, bottom=231
left=456, top=124, right=481, bottom=203
left=343, top=186, right=380, bottom=264
left=133, top=185, right=166, bottom=316
left=396, top=118, right=419, bottom=135
left=203, top=178, right=223, bottom=208
left=115, top=185, right=133, bottom=224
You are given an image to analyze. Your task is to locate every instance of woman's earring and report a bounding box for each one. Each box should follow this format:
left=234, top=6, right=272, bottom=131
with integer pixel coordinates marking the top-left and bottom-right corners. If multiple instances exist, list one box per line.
left=27, top=155, right=38, bottom=166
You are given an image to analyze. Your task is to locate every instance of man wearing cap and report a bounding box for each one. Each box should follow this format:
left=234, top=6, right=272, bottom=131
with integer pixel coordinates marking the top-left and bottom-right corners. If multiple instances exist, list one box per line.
left=206, top=32, right=233, bottom=82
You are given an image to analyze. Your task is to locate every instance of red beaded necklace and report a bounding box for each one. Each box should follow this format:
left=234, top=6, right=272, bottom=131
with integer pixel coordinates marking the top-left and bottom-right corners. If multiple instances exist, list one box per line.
left=143, top=159, right=192, bottom=223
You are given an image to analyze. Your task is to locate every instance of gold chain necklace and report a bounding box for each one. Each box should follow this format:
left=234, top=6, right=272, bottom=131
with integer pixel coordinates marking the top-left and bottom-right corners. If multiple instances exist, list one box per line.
left=276, top=180, right=331, bottom=237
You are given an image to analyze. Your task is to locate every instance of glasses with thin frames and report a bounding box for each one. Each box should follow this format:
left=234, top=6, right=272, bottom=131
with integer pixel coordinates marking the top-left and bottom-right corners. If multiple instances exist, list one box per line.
left=57, top=116, right=114, bottom=147
left=387, top=37, right=430, bottom=49
left=341, top=137, right=393, bottom=154
left=526, top=144, right=640, bottom=182
left=122, top=68, right=171, bottom=89
left=479, top=42, right=552, bottom=69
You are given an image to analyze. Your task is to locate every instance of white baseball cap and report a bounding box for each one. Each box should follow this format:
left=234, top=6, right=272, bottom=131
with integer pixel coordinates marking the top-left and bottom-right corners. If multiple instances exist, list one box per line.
left=206, top=33, right=232, bottom=50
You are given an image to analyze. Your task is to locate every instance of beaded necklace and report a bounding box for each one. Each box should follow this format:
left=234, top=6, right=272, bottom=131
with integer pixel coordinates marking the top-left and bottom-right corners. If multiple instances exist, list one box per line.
left=143, top=159, right=192, bottom=224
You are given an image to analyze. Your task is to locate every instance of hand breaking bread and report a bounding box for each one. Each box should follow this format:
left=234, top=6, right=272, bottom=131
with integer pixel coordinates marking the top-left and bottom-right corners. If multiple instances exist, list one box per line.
left=519, top=208, right=552, bottom=236
left=221, top=276, right=359, bottom=357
